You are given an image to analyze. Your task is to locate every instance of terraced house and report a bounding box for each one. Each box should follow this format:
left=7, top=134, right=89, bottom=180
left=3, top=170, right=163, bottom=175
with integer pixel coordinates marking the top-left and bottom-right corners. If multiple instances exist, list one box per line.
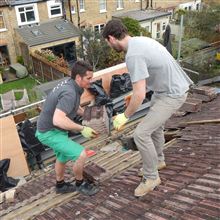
left=0, top=0, right=201, bottom=66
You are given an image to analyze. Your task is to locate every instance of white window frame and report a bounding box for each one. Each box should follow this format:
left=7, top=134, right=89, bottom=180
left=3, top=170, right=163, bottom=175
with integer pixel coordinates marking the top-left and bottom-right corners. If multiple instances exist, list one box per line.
left=47, top=0, right=62, bottom=18
left=99, top=0, right=106, bottom=13
left=79, top=0, right=85, bottom=12
left=71, top=5, right=76, bottom=14
left=156, top=22, right=161, bottom=39
left=135, top=0, right=140, bottom=2
left=94, top=23, right=105, bottom=33
left=116, top=0, right=124, bottom=10
left=0, top=11, right=7, bottom=32
left=15, top=3, right=39, bottom=26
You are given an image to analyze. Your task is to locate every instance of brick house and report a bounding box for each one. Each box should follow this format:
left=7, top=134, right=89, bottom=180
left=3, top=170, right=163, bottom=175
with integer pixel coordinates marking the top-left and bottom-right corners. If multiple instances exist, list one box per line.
left=0, top=0, right=202, bottom=67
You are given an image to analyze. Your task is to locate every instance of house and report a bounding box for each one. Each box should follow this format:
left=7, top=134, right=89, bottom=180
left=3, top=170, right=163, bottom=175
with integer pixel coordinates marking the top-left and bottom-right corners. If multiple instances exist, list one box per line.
left=178, top=0, right=202, bottom=11
left=0, top=0, right=71, bottom=65
left=113, top=9, right=171, bottom=39
left=0, top=0, right=143, bottom=66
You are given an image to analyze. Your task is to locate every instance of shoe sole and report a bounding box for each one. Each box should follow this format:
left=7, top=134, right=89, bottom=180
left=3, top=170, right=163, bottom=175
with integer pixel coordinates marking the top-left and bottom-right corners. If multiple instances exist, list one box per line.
left=134, top=179, right=161, bottom=197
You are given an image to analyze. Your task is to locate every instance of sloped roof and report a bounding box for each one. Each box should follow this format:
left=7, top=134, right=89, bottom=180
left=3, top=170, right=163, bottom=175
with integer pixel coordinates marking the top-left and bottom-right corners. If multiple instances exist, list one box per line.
left=0, top=0, right=44, bottom=6
left=15, top=19, right=80, bottom=47
left=113, top=9, right=171, bottom=22
left=1, top=91, right=220, bottom=219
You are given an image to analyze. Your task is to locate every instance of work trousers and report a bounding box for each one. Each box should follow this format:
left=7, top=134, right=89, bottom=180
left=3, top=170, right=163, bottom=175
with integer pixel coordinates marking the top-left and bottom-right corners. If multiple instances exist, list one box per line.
left=133, top=93, right=187, bottom=179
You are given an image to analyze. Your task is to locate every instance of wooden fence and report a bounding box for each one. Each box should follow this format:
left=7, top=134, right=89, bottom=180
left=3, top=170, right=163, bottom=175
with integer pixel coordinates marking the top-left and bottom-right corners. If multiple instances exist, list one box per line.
left=31, top=53, right=70, bottom=81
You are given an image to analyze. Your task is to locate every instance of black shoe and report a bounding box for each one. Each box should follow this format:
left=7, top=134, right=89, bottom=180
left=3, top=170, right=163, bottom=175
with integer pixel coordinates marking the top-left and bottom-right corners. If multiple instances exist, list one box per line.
left=56, top=182, right=76, bottom=194
left=76, top=182, right=99, bottom=196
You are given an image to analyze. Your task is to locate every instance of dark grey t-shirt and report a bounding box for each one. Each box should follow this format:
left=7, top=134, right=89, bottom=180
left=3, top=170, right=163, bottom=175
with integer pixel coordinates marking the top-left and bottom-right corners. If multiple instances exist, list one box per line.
left=37, top=78, right=84, bottom=132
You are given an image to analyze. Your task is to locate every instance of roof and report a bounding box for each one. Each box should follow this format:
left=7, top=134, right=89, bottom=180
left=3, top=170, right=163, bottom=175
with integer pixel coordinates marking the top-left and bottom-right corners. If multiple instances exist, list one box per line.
left=0, top=0, right=44, bottom=7
left=113, top=9, right=171, bottom=22
left=1, top=88, right=220, bottom=219
left=15, top=19, right=80, bottom=47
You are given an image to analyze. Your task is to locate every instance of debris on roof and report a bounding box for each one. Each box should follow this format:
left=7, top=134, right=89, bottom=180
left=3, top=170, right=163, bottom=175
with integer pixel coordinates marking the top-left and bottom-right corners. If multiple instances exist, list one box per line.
left=0, top=87, right=219, bottom=219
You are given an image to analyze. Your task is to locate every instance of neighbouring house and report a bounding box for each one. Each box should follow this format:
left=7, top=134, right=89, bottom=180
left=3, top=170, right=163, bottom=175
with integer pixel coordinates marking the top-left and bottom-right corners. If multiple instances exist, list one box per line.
left=113, top=9, right=171, bottom=39
left=15, top=19, right=80, bottom=67
left=178, top=0, right=202, bottom=11
left=0, top=0, right=143, bottom=66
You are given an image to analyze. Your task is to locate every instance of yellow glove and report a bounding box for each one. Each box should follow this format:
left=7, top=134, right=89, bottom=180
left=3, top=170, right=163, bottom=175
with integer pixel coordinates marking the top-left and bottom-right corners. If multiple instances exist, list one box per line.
left=81, top=126, right=98, bottom=139
left=113, top=113, right=129, bottom=131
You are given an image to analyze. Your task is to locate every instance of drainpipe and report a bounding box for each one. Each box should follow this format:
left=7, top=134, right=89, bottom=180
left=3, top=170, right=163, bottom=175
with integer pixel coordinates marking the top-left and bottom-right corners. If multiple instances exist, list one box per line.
left=177, top=14, right=184, bottom=62
left=61, top=0, right=66, bottom=20
left=68, top=0, right=73, bottom=23
left=140, top=0, right=142, bottom=10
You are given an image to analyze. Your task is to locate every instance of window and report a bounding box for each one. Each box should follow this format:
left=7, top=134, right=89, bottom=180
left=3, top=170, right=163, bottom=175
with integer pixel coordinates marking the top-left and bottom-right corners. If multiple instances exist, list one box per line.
left=94, top=24, right=105, bottom=33
left=117, top=0, right=124, bottom=10
left=99, top=0, right=106, bottom=13
left=156, top=23, right=161, bottom=39
left=162, top=22, right=166, bottom=31
left=79, top=0, right=85, bottom=12
left=71, top=5, right=76, bottom=14
left=196, top=3, right=199, bottom=10
left=145, top=26, right=150, bottom=32
left=188, top=6, right=191, bottom=11
left=0, top=11, right=6, bottom=31
left=15, top=4, right=39, bottom=26
left=47, top=0, right=62, bottom=18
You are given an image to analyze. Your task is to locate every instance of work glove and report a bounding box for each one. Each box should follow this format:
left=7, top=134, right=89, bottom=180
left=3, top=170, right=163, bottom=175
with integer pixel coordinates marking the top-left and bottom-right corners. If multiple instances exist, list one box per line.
left=113, top=113, right=129, bottom=131
left=81, top=126, right=98, bottom=139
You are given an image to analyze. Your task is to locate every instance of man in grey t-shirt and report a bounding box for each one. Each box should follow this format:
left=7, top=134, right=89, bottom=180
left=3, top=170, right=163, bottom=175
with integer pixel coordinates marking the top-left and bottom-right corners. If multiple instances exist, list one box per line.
left=102, top=20, right=193, bottom=197
left=36, top=61, right=99, bottom=196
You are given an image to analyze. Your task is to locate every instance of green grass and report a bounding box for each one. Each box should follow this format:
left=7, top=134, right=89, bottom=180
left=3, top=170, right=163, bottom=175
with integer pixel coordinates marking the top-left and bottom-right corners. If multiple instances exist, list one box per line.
left=0, top=76, right=39, bottom=102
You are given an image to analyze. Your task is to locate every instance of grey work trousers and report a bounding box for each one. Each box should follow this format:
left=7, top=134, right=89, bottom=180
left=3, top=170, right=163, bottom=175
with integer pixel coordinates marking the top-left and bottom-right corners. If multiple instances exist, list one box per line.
left=133, top=93, right=187, bottom=179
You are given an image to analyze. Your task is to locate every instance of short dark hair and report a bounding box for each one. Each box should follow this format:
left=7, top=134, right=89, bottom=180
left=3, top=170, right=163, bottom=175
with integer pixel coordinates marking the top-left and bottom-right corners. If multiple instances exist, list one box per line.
left=71, top=60, right=93, bottom=79
left=102, top=19, right=128, bottom=40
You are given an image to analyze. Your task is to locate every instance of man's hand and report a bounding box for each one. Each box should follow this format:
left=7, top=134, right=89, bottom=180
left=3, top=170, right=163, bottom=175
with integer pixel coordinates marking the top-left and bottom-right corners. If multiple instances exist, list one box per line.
left=113, top=113, right=129, bottom=131
left=81, top=126, right=98, bottom=139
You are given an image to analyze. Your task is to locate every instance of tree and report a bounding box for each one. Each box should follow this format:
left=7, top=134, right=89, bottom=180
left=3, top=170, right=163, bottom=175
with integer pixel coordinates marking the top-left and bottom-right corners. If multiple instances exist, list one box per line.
left=77, top=28, right=111, bottom=70
left=184, top=5, right=220, bottom=42
left=121, top=17, right=151, bottom=37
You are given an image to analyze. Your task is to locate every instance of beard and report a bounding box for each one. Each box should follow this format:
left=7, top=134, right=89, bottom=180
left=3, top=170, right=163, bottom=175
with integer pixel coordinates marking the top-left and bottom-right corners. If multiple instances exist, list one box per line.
left=112, top=44, right=123, bottom=53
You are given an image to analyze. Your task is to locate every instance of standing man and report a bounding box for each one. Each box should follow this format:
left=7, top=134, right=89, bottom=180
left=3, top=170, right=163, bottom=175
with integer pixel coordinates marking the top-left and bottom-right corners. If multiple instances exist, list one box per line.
left=36, top=61, right=99, bottom=196
left=102, top=20, right=193, bottom=197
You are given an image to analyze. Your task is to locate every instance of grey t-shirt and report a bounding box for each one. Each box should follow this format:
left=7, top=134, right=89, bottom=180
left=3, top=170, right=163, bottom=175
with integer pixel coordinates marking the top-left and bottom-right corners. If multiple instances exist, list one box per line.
left=37, top=78, right=84, bottom=132
left=126, top=37, right=193, bottom=97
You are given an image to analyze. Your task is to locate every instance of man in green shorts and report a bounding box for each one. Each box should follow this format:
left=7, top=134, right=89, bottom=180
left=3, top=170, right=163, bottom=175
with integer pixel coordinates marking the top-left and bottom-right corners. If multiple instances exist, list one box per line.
left=36, top=61, right=99, bottom=196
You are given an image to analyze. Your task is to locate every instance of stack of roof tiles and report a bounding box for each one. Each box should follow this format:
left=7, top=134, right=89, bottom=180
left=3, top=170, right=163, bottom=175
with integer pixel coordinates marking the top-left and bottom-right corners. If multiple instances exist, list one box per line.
left=82, top=105, right=110, bottom=135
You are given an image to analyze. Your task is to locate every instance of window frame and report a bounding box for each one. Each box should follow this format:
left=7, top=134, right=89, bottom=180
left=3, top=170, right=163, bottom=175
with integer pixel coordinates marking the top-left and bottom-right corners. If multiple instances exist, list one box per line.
left=47, top=0, right=62, bottom=18
left=0, top=11, right=7, bottom=31
left=15, top=3, right=39, bottom=26
left=116, top=0, right=124, bottom=10
left=79, top=0, right=85, bottom=12
left=99, top=0, right=107, bottom=13
left=94, top=23, right=105, bottom=34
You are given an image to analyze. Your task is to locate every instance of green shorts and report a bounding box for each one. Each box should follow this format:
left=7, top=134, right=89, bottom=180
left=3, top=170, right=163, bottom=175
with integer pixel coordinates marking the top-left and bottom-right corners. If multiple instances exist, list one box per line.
left=35, top=129, right=84, bottom=163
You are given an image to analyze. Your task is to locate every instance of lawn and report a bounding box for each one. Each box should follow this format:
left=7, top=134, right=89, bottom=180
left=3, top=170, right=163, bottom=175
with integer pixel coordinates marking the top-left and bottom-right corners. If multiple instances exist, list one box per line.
left=0, top=76, right=39, bottom=102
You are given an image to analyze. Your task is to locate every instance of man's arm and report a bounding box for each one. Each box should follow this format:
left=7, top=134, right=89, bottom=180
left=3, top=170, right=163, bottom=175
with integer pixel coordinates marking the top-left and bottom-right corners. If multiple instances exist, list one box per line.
left=76, top=106, right=84, bottom=116
left=53, top=108, right=83, bottom=131
left=124, top=79, right=146, bottom=118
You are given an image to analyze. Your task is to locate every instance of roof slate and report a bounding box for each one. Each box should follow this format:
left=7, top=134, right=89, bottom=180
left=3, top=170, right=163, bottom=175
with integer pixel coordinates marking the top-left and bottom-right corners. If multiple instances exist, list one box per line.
left=113, top=9, right=171, bottom=22
left=15, top=19, right=80, bottom=47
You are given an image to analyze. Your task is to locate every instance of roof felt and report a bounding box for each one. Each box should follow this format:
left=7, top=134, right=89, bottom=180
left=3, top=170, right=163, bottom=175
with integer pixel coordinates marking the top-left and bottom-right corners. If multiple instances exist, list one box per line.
left=15, top=19, right=80, bottom=47
left=113, top=9, right=171, bottom=22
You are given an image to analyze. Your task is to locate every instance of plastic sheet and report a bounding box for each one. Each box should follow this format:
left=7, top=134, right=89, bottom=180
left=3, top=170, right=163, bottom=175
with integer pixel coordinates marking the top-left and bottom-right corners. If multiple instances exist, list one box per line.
left=0, top=159, right=19, bottom=192
left=109, top=73, right=132, bottom=98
